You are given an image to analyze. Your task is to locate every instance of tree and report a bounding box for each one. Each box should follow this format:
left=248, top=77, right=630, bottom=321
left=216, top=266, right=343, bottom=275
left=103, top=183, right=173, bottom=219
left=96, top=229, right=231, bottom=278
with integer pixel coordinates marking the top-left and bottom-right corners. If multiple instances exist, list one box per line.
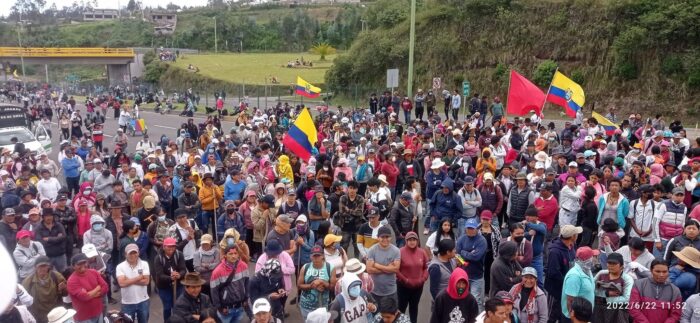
left=126, top=0, right=137, bottom=12
left=310, top=43, right=337, bottom=61
left=10, top=0, right=47, bottom=21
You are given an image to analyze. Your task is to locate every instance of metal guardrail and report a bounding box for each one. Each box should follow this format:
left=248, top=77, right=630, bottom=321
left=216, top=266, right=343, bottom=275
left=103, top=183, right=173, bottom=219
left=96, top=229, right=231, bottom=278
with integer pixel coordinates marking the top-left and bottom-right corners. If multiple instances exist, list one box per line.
left=0, top=47, right=135, bottom=58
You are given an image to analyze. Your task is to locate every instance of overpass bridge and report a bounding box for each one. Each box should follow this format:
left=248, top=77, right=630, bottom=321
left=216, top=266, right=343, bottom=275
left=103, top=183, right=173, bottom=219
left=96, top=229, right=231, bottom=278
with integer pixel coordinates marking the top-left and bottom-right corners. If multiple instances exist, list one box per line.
left=0, top=47, right=135, bottom=85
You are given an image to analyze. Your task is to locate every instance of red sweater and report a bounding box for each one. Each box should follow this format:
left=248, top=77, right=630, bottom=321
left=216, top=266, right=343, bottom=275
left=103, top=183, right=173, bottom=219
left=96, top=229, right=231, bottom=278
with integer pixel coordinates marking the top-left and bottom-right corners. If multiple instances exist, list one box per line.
left=67, top=269, right=108, bottom=320
left=534, top=196, right=558, bottom=230
left=397, top=246, right=429, bottom=289
left=380, top=162, right=400, bottom=187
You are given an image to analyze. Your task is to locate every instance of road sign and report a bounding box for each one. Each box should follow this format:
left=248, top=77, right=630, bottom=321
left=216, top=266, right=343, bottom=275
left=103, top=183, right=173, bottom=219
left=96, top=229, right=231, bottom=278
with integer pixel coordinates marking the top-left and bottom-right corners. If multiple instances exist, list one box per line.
left=432, top=77, right=441, bottom=89
left=387, top=68, right=399, bottom=89
left=462, top=80, right=470, bottom=97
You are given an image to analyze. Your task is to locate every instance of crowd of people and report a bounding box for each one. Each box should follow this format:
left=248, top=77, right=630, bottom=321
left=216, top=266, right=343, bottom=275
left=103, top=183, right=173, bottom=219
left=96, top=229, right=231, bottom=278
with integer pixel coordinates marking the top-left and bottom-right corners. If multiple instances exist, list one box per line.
left=1, top=81, right=700, bottom=323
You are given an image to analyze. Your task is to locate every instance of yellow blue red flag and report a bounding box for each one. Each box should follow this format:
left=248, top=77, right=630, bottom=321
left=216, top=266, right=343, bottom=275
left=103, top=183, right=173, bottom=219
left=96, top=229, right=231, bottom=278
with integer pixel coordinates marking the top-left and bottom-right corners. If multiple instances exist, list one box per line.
left=546, top=71, right=585, bottom=118
left=282, top=108, right=317, bottom=162
left=295, top=76, right=321, bottom=99
left=591, top=111, right=619, bottom=136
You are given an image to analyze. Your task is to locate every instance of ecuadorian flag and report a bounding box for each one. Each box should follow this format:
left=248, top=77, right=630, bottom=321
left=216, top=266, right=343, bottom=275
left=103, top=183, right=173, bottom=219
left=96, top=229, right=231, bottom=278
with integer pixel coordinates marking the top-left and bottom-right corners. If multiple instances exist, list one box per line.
left=282, top=108, right=317, bottom=162
left=546, top=71, right=585, bottom=118
left=295, top=76, right=321, bottom=99
left=592, top=111, right=619, bottom=136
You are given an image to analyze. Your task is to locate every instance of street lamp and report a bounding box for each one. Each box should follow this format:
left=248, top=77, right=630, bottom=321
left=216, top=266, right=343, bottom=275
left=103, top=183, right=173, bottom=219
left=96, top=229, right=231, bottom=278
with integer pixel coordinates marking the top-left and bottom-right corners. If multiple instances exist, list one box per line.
left=213, top=17, right=218, bottom=53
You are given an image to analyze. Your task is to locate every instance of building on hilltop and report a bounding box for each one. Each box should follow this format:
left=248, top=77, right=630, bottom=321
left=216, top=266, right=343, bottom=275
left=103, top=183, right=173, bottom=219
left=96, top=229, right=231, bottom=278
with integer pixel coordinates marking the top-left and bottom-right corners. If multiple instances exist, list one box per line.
left=83, top=9, right=120, bottom=21
left=146, top=10, right=178, bottom=36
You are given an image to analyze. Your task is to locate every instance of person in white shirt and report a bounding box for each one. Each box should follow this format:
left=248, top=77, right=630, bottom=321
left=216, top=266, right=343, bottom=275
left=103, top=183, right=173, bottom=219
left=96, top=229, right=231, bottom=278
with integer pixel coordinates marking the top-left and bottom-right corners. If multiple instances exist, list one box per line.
left=37, top=169, right=62, bottom=202
left=169, top=210, right=200, bottom=271
left=451, top=91, right=461, bottom=120
left=627, top=185, right=659, bottom=246
left=135, top=134, right=155, bottom=153
left=116, top=243, right=150, bottom=323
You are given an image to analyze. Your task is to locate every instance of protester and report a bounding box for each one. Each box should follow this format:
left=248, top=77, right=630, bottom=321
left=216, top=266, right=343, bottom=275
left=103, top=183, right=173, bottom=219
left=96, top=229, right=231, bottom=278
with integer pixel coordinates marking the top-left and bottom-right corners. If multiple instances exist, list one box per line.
left=66, top=253, right=108, bottom=323
left=116, top=243, right=150, bottom=323
left=429, top=267, right=479, bottom=323
left=629, top=259, right=683, bottom=323
left=22, top=256, right=66, bottom=323
left=173, top=272, right=212, bottom=323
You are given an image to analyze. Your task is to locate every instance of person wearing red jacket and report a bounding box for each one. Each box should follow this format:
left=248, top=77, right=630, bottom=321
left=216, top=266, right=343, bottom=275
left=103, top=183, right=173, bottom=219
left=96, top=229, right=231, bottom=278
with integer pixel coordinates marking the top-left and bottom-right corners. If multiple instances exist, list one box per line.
left=380, top=154, right=400, bottom=198
left=67, top=253, right=108, bottom=322
left=397, top=232, right=429, bottom=323
left=401, top=97, right=413, bottom=123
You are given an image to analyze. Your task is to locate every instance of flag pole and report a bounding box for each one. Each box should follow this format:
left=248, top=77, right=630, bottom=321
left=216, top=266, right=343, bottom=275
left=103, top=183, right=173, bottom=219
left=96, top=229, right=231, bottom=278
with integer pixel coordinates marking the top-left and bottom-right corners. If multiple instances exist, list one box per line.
left=505, top=70, right=512, bottom=121
left=538, top=67, right=558, bottom=124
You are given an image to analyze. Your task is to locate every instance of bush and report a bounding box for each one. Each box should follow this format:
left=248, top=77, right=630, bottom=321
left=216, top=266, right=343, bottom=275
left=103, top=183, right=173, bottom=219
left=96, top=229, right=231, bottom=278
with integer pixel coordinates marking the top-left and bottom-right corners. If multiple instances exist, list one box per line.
left=144, top=61, right=169, bottom=84
left=614, top=60, right=638, bottom=80
left=493, top=63, right=508, bottom=81
left=661, top=55, right=683, bottom=75
left=453, top=75, right=465, bottom=88
left=688, top=67, right=700, bottom=88
left=533, top=60, right=558, bottom=87
left=571, top=69, right=585, bottom=85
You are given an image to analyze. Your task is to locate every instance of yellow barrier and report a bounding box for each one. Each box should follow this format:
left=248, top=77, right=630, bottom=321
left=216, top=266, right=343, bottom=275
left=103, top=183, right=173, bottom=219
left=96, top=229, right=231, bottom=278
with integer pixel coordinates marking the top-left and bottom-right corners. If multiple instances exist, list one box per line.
left=0, top=47, right=134, bottom=58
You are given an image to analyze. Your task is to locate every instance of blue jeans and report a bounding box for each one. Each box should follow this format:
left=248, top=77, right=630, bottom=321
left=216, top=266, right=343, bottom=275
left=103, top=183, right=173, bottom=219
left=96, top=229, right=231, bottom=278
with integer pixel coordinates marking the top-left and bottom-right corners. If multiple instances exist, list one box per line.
left=403, top=110, right=411, bottom=123
left=673, top=271, right=697, bottom=300
left=198, top=210, right=215, bottom=235
left=158, top=285, right=183, bottom=321
left=469, top=278, right=485, bottom=313
left=531, top=254, right=544, bottom=288
left=217, top=307, right=245, bottom=323
left=653, top=239, right=668, bottom=259
left=122, top=299, right=150, bottom=323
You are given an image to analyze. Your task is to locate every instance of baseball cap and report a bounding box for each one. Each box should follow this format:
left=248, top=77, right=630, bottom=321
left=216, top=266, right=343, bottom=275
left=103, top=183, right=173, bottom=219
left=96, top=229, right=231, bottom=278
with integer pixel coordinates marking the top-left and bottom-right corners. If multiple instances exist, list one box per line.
left=296, top=214, right=308, bottom=223
left=277, top=214, right=294, bottom=224
left=568, top=161, right=579, bottom=167
left=378, top=226, right=392, bottom=237
left=522, top=267, right=538, bottom=278
left=261, top=194, right=275, bottom=205
left=253, top=298, right=271, bottom=314
left=124, top=243, right=139, bottom=255
left=163, top=237, right=177, bottom=247
left=200, top=234, right=214, bottom=245
left=673, top=187, right=686, bottom=195
left=81, top=243, right=99, bottom=258
left=311, top=245, right=324, bottom=256
left=494, top=291, right=514, bottom=304
left=465, top=218, right=479, bottom=229
left=367, top=207, right=379, bottom=217
left=400, top=192, right=413, bottom=200
left=480, top=210, right=493, bottom=220
left=576, top=246, right=600, bottom=261
left=71, top=253, right=88, bottom=266
left=463, top=176, right=474, bottom=184
left=324, top=234, right=342, bottom=246
left=560, top=225, right=583, bottom=238
left=16, top=230, right=31, bottom=240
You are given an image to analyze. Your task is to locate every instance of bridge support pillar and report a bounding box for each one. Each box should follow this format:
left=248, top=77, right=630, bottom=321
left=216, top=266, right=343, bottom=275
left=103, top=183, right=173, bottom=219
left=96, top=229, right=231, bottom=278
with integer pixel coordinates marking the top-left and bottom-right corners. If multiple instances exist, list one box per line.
left=107, top=64, right=131, bottom=86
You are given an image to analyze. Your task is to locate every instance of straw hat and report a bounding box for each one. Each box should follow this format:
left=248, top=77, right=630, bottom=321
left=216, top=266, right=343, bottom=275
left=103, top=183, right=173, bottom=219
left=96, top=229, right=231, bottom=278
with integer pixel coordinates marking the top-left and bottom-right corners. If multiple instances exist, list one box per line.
left=673, top=247, right=700, bottom=269
left=47, top=307, right=76, bottom=323
left=378, top=174, right=389, bottom=185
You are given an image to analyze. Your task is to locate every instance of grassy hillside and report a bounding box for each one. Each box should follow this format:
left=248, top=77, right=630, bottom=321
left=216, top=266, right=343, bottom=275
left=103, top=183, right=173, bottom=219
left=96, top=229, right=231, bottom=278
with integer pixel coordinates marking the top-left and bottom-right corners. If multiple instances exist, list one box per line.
left=326, top=0, right=700, bottom=120
left=172, top=53, right=334, bottom=85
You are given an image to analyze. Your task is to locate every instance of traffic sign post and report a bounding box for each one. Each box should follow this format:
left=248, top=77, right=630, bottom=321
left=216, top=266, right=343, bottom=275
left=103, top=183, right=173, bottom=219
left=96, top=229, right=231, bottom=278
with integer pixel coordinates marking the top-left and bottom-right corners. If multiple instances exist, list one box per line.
left=432, top=77, right=441, bottom=90
left=387, top=68, right=399, bottom=93
left=462, top=80, right=470, bottom=117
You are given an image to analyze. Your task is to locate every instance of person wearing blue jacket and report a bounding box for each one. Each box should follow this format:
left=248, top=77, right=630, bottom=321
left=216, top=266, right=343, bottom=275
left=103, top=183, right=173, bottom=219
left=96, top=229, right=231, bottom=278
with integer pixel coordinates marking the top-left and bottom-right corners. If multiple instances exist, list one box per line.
left=425, top=160, right=448, bottom=232
left=545, top=224, right=580, bottom=323
left=524, top=205, right=548, bottom=288
left=61, top=149, right=82, bottom=196
left=456, top=217, right=487, bottom=312
left=429, top=178, right=463, bottom=228
left=223, top=170, right=246, bottom=202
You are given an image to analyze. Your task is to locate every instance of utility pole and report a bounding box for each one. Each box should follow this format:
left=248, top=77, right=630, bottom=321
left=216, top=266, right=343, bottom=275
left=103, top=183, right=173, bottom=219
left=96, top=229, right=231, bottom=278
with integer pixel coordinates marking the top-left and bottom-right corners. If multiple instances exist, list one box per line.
left=16, top=11, right=26, bottom=86
left=407, top=0, right=416, bottom=97
left=213, top=17, right=218, bottom=53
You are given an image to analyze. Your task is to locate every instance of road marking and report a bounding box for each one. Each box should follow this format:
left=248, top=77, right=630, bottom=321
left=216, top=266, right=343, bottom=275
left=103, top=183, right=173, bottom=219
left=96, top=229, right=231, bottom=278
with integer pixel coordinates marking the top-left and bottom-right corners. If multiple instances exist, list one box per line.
left=152, top=125, right=177, bottom=130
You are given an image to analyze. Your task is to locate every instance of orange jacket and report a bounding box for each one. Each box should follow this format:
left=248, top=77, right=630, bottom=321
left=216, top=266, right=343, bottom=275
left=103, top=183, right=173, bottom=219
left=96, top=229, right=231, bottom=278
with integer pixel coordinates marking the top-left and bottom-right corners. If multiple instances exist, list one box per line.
left=199, top=183, right=222, bottom=211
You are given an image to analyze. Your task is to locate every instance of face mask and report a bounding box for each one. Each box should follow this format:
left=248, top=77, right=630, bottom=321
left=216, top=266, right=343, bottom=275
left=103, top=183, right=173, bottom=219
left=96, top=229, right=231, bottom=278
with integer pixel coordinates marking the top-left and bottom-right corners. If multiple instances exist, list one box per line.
left=226, top=237, right=235, bottom=247
left=457, top=287, right=466, bottom=296
left=92, top=223, right=103, bottom=231
left=84, top=189, right=92, bottom=195
left=157, top=215, right=166, bottom=222
left=359, top=128, right=366, bottom=134
left=349, top=154, right=356, bottom=159
left=348, top=285, right=361, bottom=298
left=296, top=224, right=307, bottom=235
left=323, top=167, right=329, bottom=171
left=514, top=236, right=524, bottom=243
left=576, top=259, right=594, bottom=274
left=391, top=157, right=397, bottom=162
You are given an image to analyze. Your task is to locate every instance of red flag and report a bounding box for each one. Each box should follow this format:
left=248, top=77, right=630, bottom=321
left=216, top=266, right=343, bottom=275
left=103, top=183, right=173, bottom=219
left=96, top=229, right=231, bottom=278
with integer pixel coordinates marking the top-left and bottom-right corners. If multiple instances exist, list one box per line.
left=507, top=70, right=546, bottom=116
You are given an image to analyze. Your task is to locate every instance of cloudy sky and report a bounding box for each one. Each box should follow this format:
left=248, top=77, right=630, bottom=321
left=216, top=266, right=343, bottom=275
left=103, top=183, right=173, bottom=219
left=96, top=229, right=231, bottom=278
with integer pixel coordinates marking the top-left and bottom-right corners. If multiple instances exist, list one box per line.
left=0, top=0, right=210, bottom=17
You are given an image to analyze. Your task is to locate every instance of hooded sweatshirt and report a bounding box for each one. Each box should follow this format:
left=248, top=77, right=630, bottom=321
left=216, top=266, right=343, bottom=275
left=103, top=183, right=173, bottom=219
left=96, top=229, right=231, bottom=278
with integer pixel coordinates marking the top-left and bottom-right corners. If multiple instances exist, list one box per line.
left=429, top=178, right=463, bottom=222
left=330, top=273, right=373, bottom=323
left=489, top=240, right=522, bottom=298
left=73, top=182, right=97, bottom=210
left=83, top=214, right=113, bottom=255
left=277, top=155, right=294, bottom=184
left=430, top=267, right=479, bottom=323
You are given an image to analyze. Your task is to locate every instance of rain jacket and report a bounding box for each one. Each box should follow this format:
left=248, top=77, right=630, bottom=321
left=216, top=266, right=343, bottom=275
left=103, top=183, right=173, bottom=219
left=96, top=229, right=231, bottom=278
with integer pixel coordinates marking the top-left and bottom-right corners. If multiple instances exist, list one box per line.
left=276, top=155, right=294, bottom=184
left=430, top=267, right=479, bottom=323
left=82, top=215, right=113, bottom=255
left=429, top=178, right=463, bottom=222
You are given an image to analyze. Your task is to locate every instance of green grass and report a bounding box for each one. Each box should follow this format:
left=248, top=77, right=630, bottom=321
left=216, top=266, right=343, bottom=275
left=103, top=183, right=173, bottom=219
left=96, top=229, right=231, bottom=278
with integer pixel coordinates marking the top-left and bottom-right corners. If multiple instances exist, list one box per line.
left=171, top=53, right=335, bottom=86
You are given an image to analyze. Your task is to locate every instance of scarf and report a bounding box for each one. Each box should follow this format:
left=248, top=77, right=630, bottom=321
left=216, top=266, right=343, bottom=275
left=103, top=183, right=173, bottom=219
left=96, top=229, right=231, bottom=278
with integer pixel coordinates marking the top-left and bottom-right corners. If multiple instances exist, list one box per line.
left=576, top=259, right=593, bottom=276
left=356, top=163, right=369, bottom=181
left=511, top=283, right=538, bottom=323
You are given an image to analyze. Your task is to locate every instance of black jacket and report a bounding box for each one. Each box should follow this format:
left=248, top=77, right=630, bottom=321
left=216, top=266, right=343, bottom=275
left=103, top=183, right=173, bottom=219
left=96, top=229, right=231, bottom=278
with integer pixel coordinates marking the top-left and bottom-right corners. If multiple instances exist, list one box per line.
left=153, top=249, right=187, bottom=289
left=33, top=222, right=67, bottom=257
left=173, top=291, right=212, bottom=323
left=389, top=202, right=414, bottom=237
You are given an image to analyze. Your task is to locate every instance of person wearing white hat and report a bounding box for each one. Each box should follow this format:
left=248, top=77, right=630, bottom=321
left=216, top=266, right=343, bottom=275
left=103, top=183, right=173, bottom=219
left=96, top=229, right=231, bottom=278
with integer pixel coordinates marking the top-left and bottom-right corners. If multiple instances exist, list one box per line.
left=116, top=243, right=150, bottom=323
left=46, top=306, right=75, bottom=323
left=251, top=297, right=282, bottom=323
